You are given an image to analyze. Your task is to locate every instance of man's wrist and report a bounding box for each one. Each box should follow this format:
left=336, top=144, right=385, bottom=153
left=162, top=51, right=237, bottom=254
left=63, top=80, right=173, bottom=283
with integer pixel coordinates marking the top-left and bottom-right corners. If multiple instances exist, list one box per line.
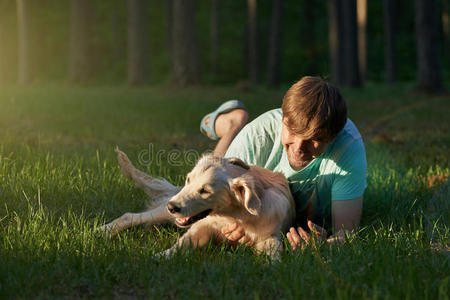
left=326, top=229, right=357, bottom=244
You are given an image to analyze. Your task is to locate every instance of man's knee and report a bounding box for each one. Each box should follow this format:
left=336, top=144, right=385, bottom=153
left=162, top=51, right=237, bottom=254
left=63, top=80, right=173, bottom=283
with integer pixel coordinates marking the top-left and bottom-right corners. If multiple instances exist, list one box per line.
left=229, top=109, right=248, bottom=129
left=215, top=109, right=248, bottom=137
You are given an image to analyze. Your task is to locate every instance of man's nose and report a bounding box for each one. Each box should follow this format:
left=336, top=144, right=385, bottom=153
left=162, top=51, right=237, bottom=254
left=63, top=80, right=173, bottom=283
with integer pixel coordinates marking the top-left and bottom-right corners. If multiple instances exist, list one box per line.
left=292, top=139, right=306, bottom=152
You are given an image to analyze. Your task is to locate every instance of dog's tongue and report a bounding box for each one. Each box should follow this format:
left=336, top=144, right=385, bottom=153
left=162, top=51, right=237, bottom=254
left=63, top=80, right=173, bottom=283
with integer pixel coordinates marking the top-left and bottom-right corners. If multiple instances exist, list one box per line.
left=176, top=217, right=191, bottom=225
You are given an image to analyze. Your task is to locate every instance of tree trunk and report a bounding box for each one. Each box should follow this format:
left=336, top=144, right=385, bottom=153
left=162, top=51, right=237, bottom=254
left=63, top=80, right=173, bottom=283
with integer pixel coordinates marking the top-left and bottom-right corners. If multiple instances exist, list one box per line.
left=415, top=0, right=442, bottom=92
left=328, top=0, right=343, bottom=84
left=172, top=0, right=199, bottom=86
left=111, top=1, right=123, bottom=66
left=383, top=0, right=396, bottom=82
left=329, top=0, right=360, bottom=87
left=16, top=0, right=32, bottom=85
left=210, top=0, right=219, bottom=78
left=341, top=0, right=360, bottom=86
left=0, top=2, right=8, bottom=83
left=127, top=0, right=148, bottom=85
left=247, top=0, right=258, bottom=84
left=357, top=0, right=367, bottom=81
left=69, top=0, right=94, bottom=84
left=267, top=0, right=282, bottom=86
left=166, top=0, right=173, bottom=58
left=442, top=0, right=449, bottom=51
left=304, top=0, right=318, bottom=75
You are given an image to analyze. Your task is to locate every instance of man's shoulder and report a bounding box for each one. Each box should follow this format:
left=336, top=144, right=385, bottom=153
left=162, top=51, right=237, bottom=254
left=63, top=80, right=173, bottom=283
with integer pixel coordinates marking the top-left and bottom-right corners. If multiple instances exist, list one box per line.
left=249, top=108, right=282, bottom=127
left=239, top=108, right=282, bottom=140
left=224, top=108, right=283, bottom=165
left=331, top=119, right=364, bottom=151
left=342, top=118, right=362, bottom=141
left=320, top=119, right=366, bottom=167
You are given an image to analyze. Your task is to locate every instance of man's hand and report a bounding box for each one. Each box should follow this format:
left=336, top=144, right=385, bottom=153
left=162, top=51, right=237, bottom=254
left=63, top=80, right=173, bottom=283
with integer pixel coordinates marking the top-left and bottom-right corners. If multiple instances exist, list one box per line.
left=221, top=223, right=253, bottom=246
left=286, top=220, right=328, bottom=251
left=287, top=220, right=356, bottom=251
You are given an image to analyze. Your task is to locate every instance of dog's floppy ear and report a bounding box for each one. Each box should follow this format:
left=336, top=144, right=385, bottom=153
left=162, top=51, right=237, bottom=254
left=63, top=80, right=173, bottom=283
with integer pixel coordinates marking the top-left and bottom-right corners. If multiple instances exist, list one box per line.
left=228, top=157, right=250, bottom=170
left=230, top=176, right=261, bottom=215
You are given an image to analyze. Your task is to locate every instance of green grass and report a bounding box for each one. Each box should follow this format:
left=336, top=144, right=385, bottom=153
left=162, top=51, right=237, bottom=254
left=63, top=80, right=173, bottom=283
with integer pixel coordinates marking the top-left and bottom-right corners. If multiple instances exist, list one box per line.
left=0, top=83, right=449, bottom=299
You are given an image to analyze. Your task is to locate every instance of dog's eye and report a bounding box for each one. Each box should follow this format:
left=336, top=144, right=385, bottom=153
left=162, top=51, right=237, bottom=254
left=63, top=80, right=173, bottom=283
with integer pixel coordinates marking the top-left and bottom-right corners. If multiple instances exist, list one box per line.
left=199, top=188, right=210, bottom=195
left=186, top=177, right=190, bottom=185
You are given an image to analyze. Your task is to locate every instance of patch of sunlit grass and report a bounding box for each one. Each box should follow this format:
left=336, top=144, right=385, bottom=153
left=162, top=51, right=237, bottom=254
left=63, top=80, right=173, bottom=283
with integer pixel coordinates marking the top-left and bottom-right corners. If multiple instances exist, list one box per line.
left=0, top=83, right=448, bottom=298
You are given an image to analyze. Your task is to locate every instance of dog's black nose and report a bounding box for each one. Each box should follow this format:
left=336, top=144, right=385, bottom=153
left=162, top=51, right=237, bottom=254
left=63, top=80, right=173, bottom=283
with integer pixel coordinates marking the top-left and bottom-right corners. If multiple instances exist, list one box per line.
left=167, top=202, right=181, bottom=214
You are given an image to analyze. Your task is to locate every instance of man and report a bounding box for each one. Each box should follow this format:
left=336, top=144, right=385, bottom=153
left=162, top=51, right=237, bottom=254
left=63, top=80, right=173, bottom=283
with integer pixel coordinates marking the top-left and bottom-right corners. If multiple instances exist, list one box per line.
left=200, top=76, right=367, bottom=250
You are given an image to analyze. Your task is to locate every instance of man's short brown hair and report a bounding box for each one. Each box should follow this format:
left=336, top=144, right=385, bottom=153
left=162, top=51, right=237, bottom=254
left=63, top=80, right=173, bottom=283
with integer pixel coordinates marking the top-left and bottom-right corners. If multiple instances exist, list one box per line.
left=281, top=76, right=347, bottom=142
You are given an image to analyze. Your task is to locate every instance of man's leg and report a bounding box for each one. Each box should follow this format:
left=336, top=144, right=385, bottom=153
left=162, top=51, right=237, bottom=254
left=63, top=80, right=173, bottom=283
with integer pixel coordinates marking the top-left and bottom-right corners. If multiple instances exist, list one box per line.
left=204, top=109, right=248, bottom=157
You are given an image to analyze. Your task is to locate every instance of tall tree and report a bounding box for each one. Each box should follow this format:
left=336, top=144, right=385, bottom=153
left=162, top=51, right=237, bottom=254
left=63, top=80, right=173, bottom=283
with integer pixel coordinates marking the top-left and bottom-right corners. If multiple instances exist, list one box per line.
left=328, top=0, right=360, bottom=87
left=127, top=0, right=148, bottom=85
left=341, top=0, right=360, bottom=86
left=267, top=0, right=282, bottom=86
left=357, top=0, right=367, bottom=81
left=210, top=0, right=219, bottom=78
left=247, top=0, right=258, bottom=84
left=442, top=0, right=449, bottom=52
left=303, top=0, right=319, bottom=75
left=415, top=0, right=442, bottom=92
left=172, top=0, right=199, bottom=85
left=110, top=0, right=123, bottom=66
left=69, top=0, right=94, bottom=84
left=166, top=0, right=173, bottom=58
left=0, top=1, right=8, bottom=83
left=16, top=0, right=32, bottom=85
left=383, top=0, right=396, bottom=82
left=328, top=0, right=343, bottom=85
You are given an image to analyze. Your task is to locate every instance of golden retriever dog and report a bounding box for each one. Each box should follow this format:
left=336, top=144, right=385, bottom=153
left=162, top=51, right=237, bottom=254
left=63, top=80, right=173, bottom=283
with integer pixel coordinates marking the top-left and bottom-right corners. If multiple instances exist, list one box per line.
left=99, top=148, right=295, bottom=260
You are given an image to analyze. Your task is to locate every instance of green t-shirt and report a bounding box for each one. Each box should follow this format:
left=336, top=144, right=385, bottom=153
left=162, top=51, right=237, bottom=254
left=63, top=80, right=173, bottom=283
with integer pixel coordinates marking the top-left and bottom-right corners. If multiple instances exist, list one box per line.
left=225, top=109, right=367, bottom=221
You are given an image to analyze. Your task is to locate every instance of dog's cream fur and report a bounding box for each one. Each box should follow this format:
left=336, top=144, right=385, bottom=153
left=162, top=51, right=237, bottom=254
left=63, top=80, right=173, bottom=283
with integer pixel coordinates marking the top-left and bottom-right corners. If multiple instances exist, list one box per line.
left=100, top=148, right=295, bottom=260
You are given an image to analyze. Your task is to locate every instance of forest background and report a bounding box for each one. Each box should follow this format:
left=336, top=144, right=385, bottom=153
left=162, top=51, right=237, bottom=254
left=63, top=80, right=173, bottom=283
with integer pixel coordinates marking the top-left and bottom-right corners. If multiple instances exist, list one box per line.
left=0, top=0, right=448, bottom=89
left=0, top=0, right=449, bottom=298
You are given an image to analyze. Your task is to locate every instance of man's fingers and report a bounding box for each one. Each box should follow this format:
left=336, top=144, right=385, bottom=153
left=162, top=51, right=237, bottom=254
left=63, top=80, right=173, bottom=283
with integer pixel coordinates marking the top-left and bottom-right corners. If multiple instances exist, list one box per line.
left=287, top=232, right=297, bottom=251
left=221, top=223, right=246, bottom=242
left=238, top=234, right=253, bottom=246
left=227, top=227, right=245, bottom=242
left=287, top=227, right=301, bottom=250
left=307, top=220, right=327, bottom=237
left=221, top=223, right=238, bottom=235
left=297, top=226, right=311, bottom=244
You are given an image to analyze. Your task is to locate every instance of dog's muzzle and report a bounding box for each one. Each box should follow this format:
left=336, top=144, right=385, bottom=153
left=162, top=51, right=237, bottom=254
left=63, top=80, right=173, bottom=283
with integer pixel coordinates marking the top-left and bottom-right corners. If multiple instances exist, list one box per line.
left=167, top=202, right=181, bottom=214
left=167, top=202, right=212, bottom=227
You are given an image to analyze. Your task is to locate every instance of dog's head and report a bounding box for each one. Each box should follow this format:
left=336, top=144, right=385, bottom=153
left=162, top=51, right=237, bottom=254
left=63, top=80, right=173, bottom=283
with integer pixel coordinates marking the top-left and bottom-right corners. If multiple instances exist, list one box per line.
left=167, top=155, right=262, bottom=228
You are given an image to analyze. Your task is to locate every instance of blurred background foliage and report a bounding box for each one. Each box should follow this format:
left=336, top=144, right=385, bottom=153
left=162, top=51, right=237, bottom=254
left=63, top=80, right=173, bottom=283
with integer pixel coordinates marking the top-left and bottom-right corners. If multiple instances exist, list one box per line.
left=0, top=0, right=448, bottom=86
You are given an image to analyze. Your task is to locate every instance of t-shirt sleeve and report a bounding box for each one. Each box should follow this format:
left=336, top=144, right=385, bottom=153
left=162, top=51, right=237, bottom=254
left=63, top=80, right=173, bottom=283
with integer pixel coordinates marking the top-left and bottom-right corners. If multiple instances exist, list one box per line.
left=224, top=110, right=279, bottom=167
left=331, top=139, right=367, bottom=200
left=224, top=125, right=258, bottom=165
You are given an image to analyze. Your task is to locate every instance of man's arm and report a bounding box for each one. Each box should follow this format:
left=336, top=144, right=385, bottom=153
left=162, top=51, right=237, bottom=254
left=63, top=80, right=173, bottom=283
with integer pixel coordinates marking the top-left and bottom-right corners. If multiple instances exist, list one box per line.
left=333, top=196, right=363, bottom=231
left=223, top=196, right=363, bottom=249
left=327, top=195, right=363, bottom=243
left=287, top=196, right=363, bottom=249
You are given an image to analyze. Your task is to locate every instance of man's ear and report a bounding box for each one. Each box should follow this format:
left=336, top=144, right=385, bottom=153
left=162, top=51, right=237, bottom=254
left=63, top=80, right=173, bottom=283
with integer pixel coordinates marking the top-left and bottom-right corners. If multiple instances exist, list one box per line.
left=230, top=176, right=261, bottom=215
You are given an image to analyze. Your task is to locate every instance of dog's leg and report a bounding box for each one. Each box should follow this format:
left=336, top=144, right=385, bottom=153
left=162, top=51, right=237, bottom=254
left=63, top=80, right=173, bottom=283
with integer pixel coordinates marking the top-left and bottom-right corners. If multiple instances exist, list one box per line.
left=155, top=223, right=216, bottom=259
left=116, top=148, right=181, bottom=201
left=99, top=200, right=174, bottom=237
left=254, top=236, right=283, bottom=262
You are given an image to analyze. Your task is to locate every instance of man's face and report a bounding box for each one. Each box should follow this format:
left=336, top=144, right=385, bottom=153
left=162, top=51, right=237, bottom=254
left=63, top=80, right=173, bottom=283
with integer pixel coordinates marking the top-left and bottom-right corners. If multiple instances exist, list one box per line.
left=281, top=118, right=330, bottom=170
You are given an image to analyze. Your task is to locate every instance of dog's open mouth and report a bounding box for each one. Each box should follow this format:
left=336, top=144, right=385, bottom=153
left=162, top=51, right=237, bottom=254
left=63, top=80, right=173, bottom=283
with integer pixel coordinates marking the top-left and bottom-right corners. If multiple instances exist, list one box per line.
left=175, top=209, right=212, bottom=227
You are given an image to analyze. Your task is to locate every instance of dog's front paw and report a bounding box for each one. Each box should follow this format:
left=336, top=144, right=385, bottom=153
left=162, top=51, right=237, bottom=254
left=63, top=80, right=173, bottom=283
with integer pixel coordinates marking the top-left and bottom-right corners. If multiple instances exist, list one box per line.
left=97, top=223, right=115, bottom=238
left=268, top=250, right=282, bottom=263
left=154, top=248, right=174, bottom=260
